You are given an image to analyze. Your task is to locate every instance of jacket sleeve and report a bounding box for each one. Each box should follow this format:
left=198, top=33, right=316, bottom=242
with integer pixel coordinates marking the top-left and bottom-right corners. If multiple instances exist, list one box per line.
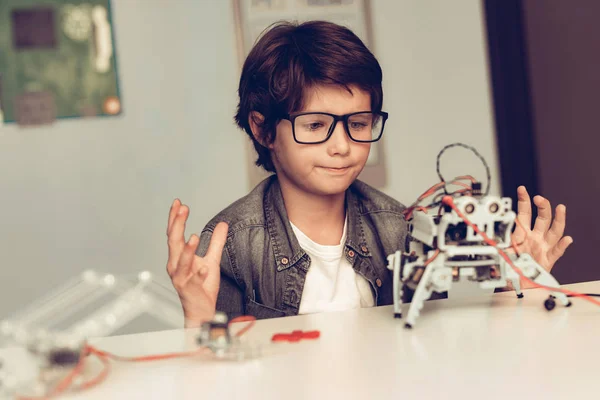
left=196, top=227, right=245, bottom=319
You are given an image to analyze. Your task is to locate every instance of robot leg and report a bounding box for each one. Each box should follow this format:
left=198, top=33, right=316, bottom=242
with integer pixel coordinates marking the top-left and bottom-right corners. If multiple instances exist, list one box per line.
left=387, top=251, right=403, bottom=318
left=404, top=263, right=435, bottom=329
left=514, top=253, right=571, bottom=308
left=500, top=255, right=524, bottom=298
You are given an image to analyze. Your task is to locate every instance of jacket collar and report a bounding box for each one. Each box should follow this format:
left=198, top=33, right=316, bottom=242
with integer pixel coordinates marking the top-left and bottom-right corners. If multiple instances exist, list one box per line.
left=263, top=176, right=372, bottom=272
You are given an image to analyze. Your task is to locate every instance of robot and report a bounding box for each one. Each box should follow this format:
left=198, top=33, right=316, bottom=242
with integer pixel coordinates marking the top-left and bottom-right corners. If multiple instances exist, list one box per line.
left=387, top=182, right=571, bottom=329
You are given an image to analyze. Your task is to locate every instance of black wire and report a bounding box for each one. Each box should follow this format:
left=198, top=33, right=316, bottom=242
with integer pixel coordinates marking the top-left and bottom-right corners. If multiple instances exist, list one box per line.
left=406, top=143, right=491, bottom=213
left=407, top=179, right=473, bottom=212
left=435, top=143, right=492, bottom=197
left=567, top=293, right=600, bottom=298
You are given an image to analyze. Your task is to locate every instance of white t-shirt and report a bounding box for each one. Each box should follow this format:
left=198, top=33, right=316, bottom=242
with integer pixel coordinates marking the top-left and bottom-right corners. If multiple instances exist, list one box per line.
left=290, top=218, right=375, bottom=314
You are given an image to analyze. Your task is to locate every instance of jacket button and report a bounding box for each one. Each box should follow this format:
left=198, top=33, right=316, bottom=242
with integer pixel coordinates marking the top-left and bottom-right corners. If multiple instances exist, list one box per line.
left=361, top=245, right=368, bottom=253
left=348, top=250, right=355, bottom=257
left=376, top=278, right=382, bottom=287
left=281, top=257, right=289, bottom=265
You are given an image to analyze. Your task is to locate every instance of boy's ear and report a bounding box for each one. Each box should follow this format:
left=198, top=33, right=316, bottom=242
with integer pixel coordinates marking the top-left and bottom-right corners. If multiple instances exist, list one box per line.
left=248, top=111, right=272, bottom=148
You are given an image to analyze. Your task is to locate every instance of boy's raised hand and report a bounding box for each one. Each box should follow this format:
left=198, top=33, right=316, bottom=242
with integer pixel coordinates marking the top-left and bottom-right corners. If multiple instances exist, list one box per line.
left=166, top=199, right=229, bottom=328
left=512, top=186, right=573, bottom=288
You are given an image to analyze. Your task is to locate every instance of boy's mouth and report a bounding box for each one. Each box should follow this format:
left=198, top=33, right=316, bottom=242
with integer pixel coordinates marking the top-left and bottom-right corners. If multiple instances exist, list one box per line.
left=320, top=166, right=351, bottom=173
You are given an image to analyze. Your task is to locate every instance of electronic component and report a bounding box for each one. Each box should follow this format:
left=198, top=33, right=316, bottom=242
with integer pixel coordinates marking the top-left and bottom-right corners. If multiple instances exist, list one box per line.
left=196, top=313, right=261, bottom=361
left=197, top=312, right=232, bottom=357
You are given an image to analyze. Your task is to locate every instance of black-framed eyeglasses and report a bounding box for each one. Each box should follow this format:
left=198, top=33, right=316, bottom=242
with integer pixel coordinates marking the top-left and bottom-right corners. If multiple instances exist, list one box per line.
left=282, top=111, right=389, bottom=144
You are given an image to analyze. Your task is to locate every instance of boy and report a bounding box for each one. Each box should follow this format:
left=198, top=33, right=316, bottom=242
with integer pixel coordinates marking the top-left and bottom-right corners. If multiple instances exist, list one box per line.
left=165, top=21, right=572, bottom=327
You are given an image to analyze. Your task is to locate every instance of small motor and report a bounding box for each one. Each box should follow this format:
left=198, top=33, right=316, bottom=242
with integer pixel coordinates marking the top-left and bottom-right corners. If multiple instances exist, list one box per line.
left=196, top=312, right=231, bottom=357
left=46, top=347, right=82, bottom=367
left=0, top=330, right=86, bottom=398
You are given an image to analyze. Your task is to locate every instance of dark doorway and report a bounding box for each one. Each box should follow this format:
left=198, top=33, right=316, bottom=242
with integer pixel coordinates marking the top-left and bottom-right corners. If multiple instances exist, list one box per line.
left=484, top=0, right=600, bottom=284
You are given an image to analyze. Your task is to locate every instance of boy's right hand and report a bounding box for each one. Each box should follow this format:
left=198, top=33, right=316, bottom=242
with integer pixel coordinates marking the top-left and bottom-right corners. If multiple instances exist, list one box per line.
left=166, top=199, right=229, bottom=328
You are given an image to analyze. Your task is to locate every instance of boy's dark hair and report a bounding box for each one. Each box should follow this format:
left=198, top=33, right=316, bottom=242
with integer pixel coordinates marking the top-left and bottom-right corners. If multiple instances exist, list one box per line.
left=234, top=20, right=383, bottom=172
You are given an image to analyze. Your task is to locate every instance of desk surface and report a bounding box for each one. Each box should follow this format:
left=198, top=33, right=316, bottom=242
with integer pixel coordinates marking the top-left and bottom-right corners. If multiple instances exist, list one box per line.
left=62, top=281, right=600, bottom=399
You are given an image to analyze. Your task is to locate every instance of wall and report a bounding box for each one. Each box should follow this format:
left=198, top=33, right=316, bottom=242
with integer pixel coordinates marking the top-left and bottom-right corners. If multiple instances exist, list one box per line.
left=0, top=0, right=246, bottom=329
left=0, top=0, right=499, bottom=334
left=371, top=0, right=500, bottom=202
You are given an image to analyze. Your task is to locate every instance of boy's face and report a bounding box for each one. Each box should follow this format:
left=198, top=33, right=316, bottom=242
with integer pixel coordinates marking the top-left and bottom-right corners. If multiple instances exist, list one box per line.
left=269, top=84, right=372, bottom=197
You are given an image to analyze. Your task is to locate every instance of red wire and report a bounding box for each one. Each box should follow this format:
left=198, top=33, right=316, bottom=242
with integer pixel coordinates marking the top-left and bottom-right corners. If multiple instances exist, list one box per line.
left=16, top=347, right=110, bottom=400
left=424, top=249, right=440, bottom=266
left=417, top=176, right=475, bottom=202
left=229, top=315, right=257, bottom=337
left=49, top=355, right=86, bottom=396
left=454, top=175, right=477, bottom=182
left=442, top=196, right=600, bottom=306
left=16, top=315, right=258, bottom=399
left=78, top=352, right=110, bottom=391
left=87, top=315, right=257, bottom=362
left=450, top=181, right=471, bottom=190
left=418, top=182, right=446, bottom=201
left=86, top=345, right=208, bottom=363
left=404, top=178, right=476, bottom=221
left=404, top=206, right=429, bottom=220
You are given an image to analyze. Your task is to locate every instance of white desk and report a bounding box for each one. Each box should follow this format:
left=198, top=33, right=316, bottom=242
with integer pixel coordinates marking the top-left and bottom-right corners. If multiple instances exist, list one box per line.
left=62, top=281, right=600, bottom=399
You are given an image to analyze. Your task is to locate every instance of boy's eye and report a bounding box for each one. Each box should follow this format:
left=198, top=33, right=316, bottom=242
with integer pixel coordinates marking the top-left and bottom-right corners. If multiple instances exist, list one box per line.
left=349, top=121, right=369, bottom=130
left=299, top=120, right=328, bottom=132
left=307, top=122, right=324, bottom=130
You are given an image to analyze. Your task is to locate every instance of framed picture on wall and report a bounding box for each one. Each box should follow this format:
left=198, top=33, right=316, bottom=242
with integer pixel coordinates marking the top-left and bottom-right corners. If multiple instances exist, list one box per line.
left=232, top=0, right=388, bottom=190
left=0, top=0, right=122, bottom=127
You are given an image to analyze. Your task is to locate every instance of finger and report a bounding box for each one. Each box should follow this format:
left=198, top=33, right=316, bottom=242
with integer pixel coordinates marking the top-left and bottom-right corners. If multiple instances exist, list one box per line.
left=172, top=234, right=200, bottom=287
left=516, top=186, right=533, bottom=230
left=512, top=221, right=526, bottom=244
left=545, top=204, right=566, bottom=247
left=547, top=236, right=574, bottom=269
left=169, top=204, right=188, bottom=244
left=532, top=195, right=552, bottom=234
left=201, top=222, right=229, bottom=291
left=167, top=198, right=181, bottom=236
left=193, top=260, right=209, bottom=279
left=166, top=205, right=189, bottom=275
left=188, top=257, right=211, bottom=290
left=205, top=222, right=229, bottom=265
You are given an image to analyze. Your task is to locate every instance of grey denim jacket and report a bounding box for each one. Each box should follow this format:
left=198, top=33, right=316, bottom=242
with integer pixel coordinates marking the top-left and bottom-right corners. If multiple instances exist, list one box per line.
left=196, top=175, right=411, bottom=320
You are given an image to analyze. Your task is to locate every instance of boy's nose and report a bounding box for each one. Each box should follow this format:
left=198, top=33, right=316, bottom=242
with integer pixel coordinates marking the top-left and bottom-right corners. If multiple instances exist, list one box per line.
left=326, top=120, right=351, bottom=156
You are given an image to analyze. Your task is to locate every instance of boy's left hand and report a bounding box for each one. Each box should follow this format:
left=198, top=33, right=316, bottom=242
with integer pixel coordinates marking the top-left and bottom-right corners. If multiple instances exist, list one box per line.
left=512, top=186, right=573, bottom=286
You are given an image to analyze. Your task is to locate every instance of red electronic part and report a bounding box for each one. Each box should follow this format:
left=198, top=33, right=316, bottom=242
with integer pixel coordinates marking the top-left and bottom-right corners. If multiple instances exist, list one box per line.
left=271, top=330, right=320, bottom=343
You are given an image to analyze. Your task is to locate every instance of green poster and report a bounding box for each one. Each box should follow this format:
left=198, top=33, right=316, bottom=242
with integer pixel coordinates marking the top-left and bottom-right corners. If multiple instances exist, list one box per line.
left=0, top=0, right=121, bottom=125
